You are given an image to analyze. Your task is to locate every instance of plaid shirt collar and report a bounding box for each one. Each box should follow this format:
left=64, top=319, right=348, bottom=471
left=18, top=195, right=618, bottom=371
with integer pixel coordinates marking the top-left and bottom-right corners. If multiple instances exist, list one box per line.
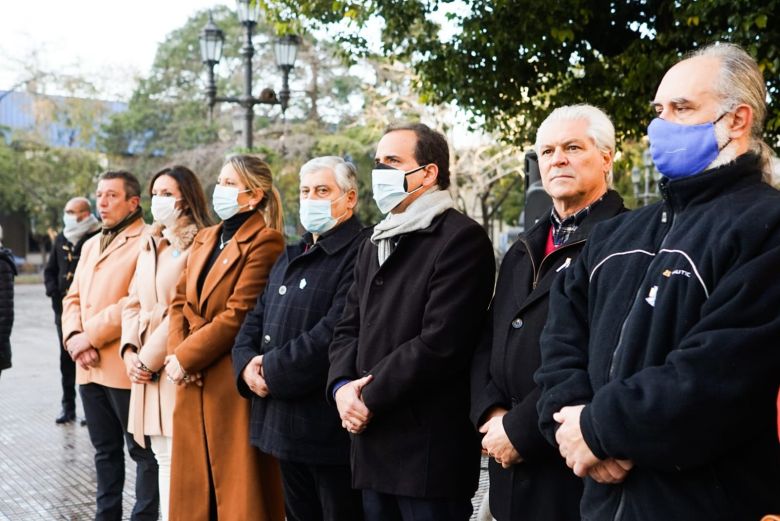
left=550, top=194, right=605, bottom=247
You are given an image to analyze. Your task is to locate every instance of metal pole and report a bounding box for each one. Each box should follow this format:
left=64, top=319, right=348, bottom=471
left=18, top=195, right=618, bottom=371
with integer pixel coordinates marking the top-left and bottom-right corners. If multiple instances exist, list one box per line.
left=205, top=63, right=217, bottom=124
left=241, top=22, right=255, bottom=149
left=644, top=166, right=650, bottom=206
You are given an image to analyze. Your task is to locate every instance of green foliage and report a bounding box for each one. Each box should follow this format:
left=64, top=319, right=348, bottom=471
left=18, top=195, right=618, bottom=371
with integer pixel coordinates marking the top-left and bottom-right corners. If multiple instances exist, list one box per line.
left=274, top=0, right=780, bottom=150
left=0, top=139, right=100, bottom=236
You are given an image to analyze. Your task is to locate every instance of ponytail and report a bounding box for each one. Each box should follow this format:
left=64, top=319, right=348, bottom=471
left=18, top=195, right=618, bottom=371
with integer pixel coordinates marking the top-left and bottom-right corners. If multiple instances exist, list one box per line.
left=264, top=185, right=284, bottom=233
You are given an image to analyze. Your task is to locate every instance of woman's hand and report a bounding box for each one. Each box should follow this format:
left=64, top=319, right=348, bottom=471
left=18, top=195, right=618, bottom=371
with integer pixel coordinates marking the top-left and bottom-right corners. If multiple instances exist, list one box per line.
left=123, top=349, right=153, bottom=385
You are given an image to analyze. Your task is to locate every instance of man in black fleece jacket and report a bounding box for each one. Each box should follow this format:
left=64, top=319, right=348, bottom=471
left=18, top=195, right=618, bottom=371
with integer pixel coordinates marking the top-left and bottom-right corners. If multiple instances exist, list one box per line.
left=536, top=43, right=780, bottom=521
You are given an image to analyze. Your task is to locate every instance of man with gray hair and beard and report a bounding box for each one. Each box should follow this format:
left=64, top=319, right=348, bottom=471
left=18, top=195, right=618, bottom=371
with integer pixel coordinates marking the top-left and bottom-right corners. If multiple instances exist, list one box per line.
left=536, top=43, right=780, bottom=520
left=44, top=197, right=100, bottom=424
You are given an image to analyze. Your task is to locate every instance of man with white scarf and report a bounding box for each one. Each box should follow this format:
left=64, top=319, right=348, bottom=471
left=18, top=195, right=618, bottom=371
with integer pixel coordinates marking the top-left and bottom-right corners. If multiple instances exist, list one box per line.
left=328, top=123, right=496, bottom=521
left=44, top=197, right=100, bottom=424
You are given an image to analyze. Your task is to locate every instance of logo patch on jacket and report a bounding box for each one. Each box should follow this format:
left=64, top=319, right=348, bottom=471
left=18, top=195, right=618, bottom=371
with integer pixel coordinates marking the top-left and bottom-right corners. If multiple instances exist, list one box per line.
left=662, top=268, right=691, bottom=278
left=645, top=285, right=658, bottom=307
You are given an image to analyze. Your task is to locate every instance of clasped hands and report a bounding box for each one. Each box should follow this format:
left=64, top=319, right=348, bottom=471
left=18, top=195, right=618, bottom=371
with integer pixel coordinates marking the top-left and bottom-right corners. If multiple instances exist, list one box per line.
left=163, top=354, right=202, bottom=386
left=241, top=355, right=269, bottom=397
left=479, top=407, right=523, bottom=468
left=554, top=405, right=633, bottom=484
left=335, top=375, right=373, bottom=435
left=65, top=332, right=99, bottom=370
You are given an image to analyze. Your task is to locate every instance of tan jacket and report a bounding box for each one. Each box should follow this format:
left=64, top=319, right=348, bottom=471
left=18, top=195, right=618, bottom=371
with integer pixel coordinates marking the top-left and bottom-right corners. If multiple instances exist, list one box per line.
left=121, top=219, right=198, bottom=445
left=63, top=217, right=147, bottom=389
left=167, top=211, right=285, bottom=521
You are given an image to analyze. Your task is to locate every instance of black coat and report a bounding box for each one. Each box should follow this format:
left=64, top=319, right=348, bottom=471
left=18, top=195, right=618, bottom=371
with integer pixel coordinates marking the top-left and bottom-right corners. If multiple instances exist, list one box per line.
left=536, top=154, right=780, bottom=520
left=328, top=208, right=496, bottom=499
left=232, top=216, right=366, bottom=465
left=0, top=247, right=17, bottom=371
left=44, top=230, right=98, bottom=302
left=471, top=190, right=626, bottom=521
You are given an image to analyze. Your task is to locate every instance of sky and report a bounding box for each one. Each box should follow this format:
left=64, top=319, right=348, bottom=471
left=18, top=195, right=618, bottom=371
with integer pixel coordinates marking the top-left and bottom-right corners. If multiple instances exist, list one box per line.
left=0, top=0, right=230, bottom=100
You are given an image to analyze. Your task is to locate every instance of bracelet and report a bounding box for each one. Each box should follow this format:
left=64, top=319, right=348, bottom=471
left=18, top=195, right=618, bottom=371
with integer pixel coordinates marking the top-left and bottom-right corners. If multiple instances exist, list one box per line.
left=137, top=360, right=153, bottom=373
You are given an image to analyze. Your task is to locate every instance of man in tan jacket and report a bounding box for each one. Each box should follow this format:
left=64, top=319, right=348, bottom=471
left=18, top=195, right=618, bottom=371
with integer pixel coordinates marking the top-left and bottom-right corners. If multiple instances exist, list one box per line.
left=63, top=171, right=158, bottom=521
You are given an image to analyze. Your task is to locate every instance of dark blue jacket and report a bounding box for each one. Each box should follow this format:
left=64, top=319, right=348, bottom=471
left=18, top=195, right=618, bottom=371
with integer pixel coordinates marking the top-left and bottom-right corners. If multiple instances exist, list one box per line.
left=232, top=215, right=365, bottom=465
left=471, top=190, right=626, bottom=521
left=536, top=153, right=780, bottom=521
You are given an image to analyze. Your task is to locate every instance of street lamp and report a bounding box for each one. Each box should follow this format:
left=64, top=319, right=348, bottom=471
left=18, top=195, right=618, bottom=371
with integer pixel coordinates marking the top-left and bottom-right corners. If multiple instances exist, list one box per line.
left=631, top=148, right=662, bottom=207
left=199, top=2, right=301, bottom=149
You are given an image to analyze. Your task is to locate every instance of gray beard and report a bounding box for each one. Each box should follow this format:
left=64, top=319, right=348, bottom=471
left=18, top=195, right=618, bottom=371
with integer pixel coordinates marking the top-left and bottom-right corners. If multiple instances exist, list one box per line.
left=706, top=119, right=738, bottom=171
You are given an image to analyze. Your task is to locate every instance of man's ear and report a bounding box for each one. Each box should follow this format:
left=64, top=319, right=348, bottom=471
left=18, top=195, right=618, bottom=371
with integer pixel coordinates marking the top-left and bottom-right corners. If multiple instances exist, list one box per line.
left=729, top=104, right=753, bottom=140
left=422, top=163, right=439, bottom=187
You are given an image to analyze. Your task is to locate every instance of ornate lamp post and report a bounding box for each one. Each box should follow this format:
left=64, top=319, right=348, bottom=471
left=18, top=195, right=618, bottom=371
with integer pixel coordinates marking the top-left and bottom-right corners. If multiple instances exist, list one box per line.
left=200, top=1, right=301, bottom=149
left=632, top=148, right=663, bottom=207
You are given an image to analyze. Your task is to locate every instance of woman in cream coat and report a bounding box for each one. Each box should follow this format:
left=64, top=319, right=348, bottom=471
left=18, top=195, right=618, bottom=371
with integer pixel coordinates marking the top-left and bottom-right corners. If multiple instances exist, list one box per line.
left=120, top=165, right=212, bottom=520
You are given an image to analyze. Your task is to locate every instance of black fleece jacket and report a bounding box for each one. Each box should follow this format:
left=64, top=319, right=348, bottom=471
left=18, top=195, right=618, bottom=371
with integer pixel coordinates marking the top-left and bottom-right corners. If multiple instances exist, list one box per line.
left=536, top=153, right=780, bottom=521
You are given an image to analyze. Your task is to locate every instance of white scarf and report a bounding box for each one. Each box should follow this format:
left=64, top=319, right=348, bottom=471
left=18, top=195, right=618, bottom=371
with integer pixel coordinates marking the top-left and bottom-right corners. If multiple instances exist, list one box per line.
left=64, top=214, right=100, bottom=244
left=371, top=187, right=454, bottom=265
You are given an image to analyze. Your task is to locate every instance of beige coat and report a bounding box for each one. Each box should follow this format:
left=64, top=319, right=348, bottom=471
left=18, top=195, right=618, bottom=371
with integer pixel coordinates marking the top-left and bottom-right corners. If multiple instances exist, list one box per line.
left=121, top=219, right=198, bottom=445
left=63, top=217, right=147, bottom=389
left=167, top=211, right=285, bottom=521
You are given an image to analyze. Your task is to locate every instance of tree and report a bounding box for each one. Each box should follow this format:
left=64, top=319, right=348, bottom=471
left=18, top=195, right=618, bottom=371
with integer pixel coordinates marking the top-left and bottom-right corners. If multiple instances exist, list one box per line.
left=263, top=0, right=780, bottom=148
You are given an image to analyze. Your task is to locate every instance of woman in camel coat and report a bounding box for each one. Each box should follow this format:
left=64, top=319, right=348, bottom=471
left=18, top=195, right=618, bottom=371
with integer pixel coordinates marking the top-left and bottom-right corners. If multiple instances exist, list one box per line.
left=165, top=155, right=285, bottom=521
left=120, top=165, right=212, bottom=520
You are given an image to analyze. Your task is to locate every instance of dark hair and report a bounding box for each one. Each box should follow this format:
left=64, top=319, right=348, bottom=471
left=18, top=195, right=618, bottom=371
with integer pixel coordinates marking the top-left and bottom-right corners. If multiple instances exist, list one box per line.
left=99, top=171, right=142, bottom=199
left=384, top=122, right=451, bottom=190
left=149, top=165, right=213, bottom=229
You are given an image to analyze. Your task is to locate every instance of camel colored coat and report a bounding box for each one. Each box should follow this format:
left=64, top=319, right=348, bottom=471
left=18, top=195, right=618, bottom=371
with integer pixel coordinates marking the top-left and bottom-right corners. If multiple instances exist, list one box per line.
left=63, top=217, right=147, bottom=389
left=166, top=211, right=285, bottom=521
left=121, top=219, right=198, bottom=446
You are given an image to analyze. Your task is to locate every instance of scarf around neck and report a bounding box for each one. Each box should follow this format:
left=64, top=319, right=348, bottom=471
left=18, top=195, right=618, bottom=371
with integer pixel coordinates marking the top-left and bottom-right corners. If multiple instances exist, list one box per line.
left=100, top=207, right=143, bottom=253
left=371, top=187, right=454, bottom=265
left=64, top=214, right=101, bottom=245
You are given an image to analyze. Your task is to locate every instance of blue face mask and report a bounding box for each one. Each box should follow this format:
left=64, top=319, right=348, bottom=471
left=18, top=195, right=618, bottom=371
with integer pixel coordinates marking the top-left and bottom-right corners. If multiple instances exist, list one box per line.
left=299, top=193, right=347, bottom=234
left=212, top=185, right=250, bottom=221
left=371, top=163, right=427, bottom=214
left=647, top=113, right=731, bottom=179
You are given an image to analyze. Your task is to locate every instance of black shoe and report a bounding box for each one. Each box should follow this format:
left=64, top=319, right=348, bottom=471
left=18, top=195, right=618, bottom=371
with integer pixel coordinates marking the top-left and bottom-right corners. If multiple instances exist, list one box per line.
left=55, top=409, right=76, bottom=424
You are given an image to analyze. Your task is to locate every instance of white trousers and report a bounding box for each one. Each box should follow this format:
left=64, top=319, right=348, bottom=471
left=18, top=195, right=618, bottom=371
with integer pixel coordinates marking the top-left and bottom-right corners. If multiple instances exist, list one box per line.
left=150, top=435, right=173, bottom=521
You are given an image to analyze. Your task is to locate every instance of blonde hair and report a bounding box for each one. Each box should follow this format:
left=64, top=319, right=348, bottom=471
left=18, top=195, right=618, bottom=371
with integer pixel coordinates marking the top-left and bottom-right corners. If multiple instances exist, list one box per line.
left=224, top=154, right=284, bottom=232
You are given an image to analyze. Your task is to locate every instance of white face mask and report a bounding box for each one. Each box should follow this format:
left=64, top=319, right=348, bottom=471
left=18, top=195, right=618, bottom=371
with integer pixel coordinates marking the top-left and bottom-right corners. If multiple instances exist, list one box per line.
left=371, top=163, right=427, bottom=214
left=212, top=185, right=250, bottom=221
left=299, top=193, right=348, bottom=234
left=63, top=213, right=79, bottom=229
left=151, top=195, right=180, bottom=227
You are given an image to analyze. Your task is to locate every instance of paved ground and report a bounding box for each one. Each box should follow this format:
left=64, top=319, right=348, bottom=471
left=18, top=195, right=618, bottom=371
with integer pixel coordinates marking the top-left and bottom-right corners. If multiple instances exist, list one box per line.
left=0, top=284, right=489, bottom=520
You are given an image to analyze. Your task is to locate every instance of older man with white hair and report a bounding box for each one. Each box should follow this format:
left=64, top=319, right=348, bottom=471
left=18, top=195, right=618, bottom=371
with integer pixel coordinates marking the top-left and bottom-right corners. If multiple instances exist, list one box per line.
left=536, top=43, right=780, bottom=520
left=233, top=156, right=366, bottom=521
left=471, top=104, right=627, bottom=521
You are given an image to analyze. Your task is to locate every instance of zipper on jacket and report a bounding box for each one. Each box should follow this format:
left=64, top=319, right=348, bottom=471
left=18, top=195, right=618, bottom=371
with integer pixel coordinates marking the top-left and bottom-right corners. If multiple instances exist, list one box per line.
left=607, top=205, right=676, bottom=380
left=525, top=239, right=585, bottom=290
left=613, top=489, right=626, bottom=521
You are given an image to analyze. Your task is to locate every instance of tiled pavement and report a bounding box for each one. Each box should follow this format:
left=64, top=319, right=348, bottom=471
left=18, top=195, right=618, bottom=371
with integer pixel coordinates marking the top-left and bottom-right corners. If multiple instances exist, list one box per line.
left=0, top=284, right=489, bottom=520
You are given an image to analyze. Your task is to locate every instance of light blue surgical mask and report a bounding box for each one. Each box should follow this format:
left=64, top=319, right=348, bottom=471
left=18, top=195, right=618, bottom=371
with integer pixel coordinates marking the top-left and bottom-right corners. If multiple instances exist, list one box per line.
left=212, top=185, right=250, bottom=221
left=299, top=193, right=348, bottom=234
left=63, top=213, right=79, bottom=228
left=647, top=113, right=732, bottom=179
left=371, top=163, right=427, bottom=214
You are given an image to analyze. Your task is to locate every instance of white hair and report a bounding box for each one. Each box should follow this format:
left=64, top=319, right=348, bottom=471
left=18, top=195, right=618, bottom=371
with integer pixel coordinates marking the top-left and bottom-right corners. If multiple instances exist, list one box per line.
left=534, top=104, right=616, bottom=186
left=689, top=43, right=776, bottom=182
left=299, top=156, right=359, bottom=195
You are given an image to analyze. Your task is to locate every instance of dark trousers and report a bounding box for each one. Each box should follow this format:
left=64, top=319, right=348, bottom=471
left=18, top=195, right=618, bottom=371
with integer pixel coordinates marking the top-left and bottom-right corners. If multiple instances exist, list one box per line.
left=80, top=383, right=159, bottom=521
left=52, top=298, right=76, bottom=412
left=361, top=490, right=473, bottom=521
left=279, top=459, right=364, bottom=521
